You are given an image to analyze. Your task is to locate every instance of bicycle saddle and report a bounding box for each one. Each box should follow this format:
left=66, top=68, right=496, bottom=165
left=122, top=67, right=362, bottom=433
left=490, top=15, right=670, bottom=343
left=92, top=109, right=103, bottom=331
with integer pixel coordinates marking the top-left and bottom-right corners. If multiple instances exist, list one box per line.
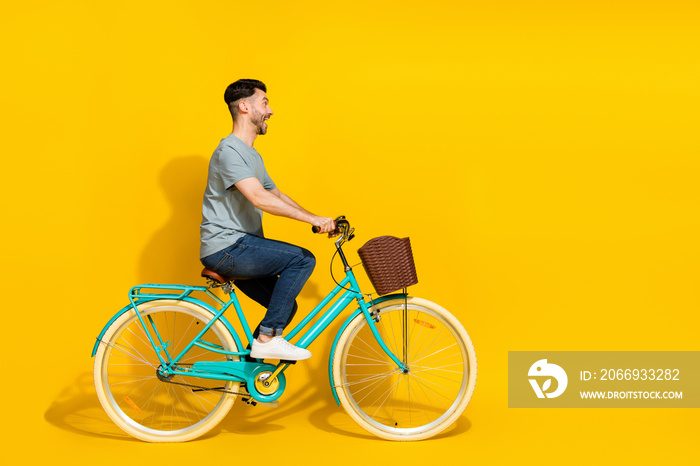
left=201, top=268, right=247, bottom=284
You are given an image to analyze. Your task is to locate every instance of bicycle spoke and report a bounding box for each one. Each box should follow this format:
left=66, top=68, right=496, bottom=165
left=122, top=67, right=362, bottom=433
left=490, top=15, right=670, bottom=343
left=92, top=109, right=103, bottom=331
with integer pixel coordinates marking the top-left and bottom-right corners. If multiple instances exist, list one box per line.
left=346, top=339, right=386, bottom=361
left=164, top=313, right=172, bottom=349
left=353, top=371, right=398, bottom=404
left=346, top=353, right=396, bottom=365
left=178, top=348, right=213, bottom=362
left=407, top=313, right=427, bottom=361
left=107, top=373, right=154, bottom=378
left=125, top=326, right=156, bottom=353
left=355, top=329, right=392, bottom=359
left=182, top=384, right=219, bottom=408
left=412, top=351, right=465, bottom=368
left=137, top=382, right=164, bottom=418
left=107, top=363, right=157, bottom=366
left=170, top=385, right=193, bottom=428
left=410, top=362, right=465, bottom=376
left=409, top=373, right=460, bottom=401
left=106, top=376, right=155, bottom=386
left=412, top=342, right=458, bottom=366
left=361, top=377, right=401, bottom=418
left=369, top=376, right=404, bottom=420
left=408, top=374, right=450, bottom=415
left=340, top=369, right=399, bottom=388
left=186, top=388, right=207, bottom=423
left=165, top=384, right=173, bottom=431
left=172, top=317, right=197, bottom=355
left=345, top=362, right=396, bottom=366
left=147, top=383, right=163, bottom=427
left=388, top=375, right=401, bottom=425
left=105, top=341, right=157, bottom=368
left=401, top=375, right=409, bottom=426
left=407, top=317, right=439, bottom=364
left=186, top=384, right=215, bottom=415
left=407, top=374, right=412, bottom=427
left=118, top=333, right=160, bottom=365
left=406, top=376, right=431, bottom=425
left=123, top=375, right=159, bottom=400
left=384, top=311, right=400, bottom=358
left=136, top=318, right=163, bottom=359
left=410, top=326, right=446, bottom=365
left=412, top=370, right=444, bottom=413
left=172, top=375, right=223, bottom=407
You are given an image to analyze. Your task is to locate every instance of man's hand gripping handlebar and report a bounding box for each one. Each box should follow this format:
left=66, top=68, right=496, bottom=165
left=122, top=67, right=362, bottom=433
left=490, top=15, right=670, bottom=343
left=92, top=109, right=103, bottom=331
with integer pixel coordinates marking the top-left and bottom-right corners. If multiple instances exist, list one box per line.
left=311, top=216, right=337, bottom=236
left=312, top=216, right=354, bottom=241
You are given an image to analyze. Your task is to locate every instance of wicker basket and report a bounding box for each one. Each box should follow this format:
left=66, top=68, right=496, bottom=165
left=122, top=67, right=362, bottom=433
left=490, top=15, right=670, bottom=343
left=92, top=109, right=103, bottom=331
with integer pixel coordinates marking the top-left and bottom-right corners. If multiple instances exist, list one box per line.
left=357, top=236, right=418, bottom=296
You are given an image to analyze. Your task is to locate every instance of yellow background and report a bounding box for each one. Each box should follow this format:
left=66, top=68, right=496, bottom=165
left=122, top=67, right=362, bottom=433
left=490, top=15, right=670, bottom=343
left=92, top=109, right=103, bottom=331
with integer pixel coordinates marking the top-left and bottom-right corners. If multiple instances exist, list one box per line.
left=1, top=0, right=698, bottom=463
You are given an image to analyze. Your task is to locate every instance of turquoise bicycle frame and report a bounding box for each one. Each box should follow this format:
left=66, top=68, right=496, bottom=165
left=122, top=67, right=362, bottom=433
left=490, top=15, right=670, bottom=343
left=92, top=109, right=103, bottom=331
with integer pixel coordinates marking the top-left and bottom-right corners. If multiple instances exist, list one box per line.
left=92, top=268, right=407, bottom=404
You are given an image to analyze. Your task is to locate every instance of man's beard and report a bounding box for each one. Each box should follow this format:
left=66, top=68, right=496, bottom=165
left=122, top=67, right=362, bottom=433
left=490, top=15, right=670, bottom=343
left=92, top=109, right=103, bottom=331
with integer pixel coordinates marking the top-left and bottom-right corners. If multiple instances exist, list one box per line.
left=252, top=111, right=268, bottom=135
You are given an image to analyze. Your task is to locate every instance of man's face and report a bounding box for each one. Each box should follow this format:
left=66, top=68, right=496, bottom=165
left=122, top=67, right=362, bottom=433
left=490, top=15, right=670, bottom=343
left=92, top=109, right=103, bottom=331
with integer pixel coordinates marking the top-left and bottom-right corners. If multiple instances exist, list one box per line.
left=247, top=88, right=274, bottom=135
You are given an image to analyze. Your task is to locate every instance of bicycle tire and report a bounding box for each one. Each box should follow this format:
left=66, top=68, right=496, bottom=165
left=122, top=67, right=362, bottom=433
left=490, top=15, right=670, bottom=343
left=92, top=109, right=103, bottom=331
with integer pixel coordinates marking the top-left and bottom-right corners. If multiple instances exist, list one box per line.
left=332, top=297, right=477, bottom=441
left=94, top=299, right=239, bottom=442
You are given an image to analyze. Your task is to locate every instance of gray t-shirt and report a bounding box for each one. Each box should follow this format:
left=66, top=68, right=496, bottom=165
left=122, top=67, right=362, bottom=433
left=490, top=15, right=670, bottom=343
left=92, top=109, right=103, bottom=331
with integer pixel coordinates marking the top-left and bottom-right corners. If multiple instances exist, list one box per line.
left=200, top=134, right=276, bottom=258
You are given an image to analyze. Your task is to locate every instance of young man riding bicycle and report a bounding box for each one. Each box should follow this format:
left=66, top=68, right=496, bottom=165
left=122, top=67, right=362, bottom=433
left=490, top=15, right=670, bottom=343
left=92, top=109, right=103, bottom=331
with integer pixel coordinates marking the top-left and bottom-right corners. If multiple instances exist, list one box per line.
left=200, top=79, right=336, bottom=361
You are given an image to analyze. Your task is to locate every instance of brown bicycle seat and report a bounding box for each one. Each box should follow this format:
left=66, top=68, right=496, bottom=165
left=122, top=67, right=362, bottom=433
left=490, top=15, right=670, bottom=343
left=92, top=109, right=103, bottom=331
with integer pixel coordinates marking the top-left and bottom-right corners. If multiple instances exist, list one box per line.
left=201, top=268, right=247, bottom=284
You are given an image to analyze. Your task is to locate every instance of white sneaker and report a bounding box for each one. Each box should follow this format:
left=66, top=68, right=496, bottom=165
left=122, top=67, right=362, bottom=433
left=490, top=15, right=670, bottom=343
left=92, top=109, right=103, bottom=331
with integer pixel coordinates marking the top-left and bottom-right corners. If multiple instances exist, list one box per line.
left=250, top=336, right=312, bottom=361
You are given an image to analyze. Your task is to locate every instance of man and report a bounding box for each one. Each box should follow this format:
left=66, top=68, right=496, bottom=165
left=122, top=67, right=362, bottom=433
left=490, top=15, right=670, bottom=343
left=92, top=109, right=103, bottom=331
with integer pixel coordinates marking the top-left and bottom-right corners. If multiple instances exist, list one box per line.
left=200, top=79, right=335, bottom=361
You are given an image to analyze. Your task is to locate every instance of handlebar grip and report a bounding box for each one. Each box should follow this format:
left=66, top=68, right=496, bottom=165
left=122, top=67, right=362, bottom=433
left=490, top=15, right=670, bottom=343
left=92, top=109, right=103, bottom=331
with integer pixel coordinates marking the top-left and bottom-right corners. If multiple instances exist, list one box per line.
left=313, top=215, right=345, bottom=235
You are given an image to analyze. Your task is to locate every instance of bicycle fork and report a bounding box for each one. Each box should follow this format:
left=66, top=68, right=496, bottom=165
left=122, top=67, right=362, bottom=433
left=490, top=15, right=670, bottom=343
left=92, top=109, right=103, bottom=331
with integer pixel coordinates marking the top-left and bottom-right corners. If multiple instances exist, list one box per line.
left=402, top=290, right=409, bottom=369
left=360, top=297, right=408, bottom=372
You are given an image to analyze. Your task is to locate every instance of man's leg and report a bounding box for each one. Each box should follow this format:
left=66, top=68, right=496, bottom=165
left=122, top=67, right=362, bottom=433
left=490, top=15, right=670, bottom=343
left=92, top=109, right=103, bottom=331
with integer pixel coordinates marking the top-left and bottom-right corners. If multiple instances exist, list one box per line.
left=202, top=234, right=314, bottom=359
left=234, top=276, right=299, bottom=339
left=229, top=235, right=313, bottom=335
left=233, top=277, right=298, bottom=362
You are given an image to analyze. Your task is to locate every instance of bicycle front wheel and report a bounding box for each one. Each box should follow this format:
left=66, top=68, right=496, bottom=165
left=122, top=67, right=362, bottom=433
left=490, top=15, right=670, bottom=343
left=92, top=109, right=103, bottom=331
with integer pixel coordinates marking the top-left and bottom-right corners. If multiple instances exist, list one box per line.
left=94, top=299, right=239, bottom=442
left=332, top=297, right=477, bottom=441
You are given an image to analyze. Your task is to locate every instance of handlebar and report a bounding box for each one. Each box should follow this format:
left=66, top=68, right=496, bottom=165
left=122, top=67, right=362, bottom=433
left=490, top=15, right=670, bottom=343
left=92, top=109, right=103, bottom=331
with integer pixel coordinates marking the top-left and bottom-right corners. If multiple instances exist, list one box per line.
left=312, top=216, right=354, bottom=242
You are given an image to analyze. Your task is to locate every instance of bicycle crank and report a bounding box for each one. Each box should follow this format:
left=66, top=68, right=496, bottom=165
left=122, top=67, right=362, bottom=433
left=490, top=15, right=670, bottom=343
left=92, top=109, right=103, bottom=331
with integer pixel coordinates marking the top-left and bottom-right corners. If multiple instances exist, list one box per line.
left=246, top=367, right=287, bottom=402
left=254, top=371, right=280, bottom=395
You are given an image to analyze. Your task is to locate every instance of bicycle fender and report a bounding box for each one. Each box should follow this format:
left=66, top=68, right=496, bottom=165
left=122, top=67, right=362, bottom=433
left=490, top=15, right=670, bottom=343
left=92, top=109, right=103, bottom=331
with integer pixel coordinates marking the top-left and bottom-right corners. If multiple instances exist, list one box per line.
left=91, top=297, right=243, bottom=357
left=327, top=293, right=407, bottom=405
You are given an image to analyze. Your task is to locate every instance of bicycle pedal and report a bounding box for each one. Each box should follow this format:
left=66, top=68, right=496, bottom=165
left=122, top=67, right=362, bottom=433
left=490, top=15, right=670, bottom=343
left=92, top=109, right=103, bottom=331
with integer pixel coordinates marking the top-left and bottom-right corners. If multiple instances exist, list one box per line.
left=241, top=396, right=278, bottom=408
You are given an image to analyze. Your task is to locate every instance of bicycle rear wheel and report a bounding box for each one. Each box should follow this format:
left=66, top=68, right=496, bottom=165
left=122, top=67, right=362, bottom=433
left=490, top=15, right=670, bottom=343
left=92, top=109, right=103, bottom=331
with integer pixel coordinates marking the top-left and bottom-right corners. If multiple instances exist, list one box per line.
left=332, top=297, right=477, bottom=441
left=94, top=299, right=239, bottom=442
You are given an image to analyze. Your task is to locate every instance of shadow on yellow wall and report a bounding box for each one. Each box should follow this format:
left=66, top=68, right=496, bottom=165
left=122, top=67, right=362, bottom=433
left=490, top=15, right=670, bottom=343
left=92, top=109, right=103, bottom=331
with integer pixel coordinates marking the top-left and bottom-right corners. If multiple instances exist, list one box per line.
left=138, top=155, right=209, bottom=285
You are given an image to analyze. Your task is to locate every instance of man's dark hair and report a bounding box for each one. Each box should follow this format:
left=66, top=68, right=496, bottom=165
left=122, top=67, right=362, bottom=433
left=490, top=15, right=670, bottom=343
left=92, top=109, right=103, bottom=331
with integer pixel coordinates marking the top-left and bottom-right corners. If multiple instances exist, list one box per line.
left=224, top=79, right=267, bottom=119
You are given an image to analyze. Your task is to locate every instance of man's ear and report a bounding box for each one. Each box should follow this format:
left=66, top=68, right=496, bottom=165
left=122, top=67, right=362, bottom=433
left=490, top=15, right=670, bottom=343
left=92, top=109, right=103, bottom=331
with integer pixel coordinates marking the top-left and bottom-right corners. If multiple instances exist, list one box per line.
left=239, top=100, right=248, bottom=114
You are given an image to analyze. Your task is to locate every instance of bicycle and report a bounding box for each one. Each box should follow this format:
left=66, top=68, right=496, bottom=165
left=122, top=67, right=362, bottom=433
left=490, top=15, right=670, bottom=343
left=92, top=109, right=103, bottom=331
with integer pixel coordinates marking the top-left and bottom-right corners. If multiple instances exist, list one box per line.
left=92, top=217, right=477, bottom=442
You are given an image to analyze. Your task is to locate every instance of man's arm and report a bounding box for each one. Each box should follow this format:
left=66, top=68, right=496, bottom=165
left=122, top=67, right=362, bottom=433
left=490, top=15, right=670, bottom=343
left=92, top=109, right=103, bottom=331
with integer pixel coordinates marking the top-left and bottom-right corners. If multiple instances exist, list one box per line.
left=270, top=187, right=314, bottom=216
left=235, top=177, right=335, bottom=233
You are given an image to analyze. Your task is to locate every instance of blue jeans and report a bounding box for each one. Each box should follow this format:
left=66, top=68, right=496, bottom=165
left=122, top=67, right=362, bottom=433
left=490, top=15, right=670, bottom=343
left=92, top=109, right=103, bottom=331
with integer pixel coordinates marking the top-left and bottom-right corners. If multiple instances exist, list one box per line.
left=201, top=234, right=316, bottom=337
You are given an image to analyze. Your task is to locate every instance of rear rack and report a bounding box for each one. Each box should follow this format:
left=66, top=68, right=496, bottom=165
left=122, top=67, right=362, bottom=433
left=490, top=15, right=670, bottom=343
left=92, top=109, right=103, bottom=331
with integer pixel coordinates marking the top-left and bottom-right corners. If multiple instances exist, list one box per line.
left=129, top=284, right=227, bottom=308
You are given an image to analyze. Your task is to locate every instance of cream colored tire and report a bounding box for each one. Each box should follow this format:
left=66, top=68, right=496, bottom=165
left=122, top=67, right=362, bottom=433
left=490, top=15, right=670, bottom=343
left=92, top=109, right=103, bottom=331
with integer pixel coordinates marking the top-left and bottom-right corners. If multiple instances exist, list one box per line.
left=332, top=297, right=477, bottom=441
left=94, top=299, right=239, bottom=442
